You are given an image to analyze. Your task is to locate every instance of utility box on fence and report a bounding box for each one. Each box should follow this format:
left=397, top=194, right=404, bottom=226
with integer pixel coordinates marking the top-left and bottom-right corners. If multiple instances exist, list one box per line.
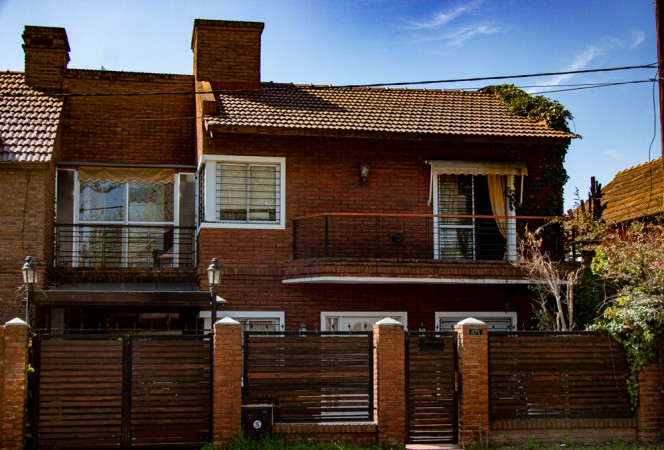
left=242, top=404, right=274, bottom=440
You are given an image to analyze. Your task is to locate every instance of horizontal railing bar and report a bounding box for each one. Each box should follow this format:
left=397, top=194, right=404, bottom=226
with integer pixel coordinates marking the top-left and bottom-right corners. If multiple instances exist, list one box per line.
left=292, top=212, right=560, bottom=221
left=55, top=223, right=196, bottom=229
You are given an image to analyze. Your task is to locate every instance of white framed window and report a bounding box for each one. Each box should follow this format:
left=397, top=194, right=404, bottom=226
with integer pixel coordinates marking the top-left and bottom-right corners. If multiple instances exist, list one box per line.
left=320, top=311, right=407, bottom=332
left=429, top=161, right=526, bottom=261
left=200, top=155, right=286, bottom=229
left=435, top=311, right=517, bottom=331
left=199, top=310, right=284, bottom=332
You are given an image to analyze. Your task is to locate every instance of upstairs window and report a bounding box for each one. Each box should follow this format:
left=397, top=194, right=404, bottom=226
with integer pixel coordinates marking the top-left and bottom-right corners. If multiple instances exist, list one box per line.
left=56, top=168, right=195, bottom=268
left=201, top=155, right=286, bottom=229
left=428, top=161, right=528, bottom=261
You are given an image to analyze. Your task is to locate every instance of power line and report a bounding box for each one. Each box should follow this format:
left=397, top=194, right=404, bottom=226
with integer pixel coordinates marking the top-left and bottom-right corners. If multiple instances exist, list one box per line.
left=0, top=63, right=657, bottom=98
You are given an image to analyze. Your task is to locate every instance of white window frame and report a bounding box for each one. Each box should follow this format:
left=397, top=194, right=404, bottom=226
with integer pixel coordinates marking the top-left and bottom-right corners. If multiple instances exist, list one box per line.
left=435, top=311, right=517, bottom=331
left=432, top=171, right=517, bottom=261
left=320, top=311, right=408, bottom=332
left=199, top=310, right=285, bottom=332
left=200, top=155, right=286, bottom=230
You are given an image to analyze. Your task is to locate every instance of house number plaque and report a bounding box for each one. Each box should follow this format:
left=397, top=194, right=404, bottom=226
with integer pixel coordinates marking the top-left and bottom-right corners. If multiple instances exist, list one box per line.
left=467, top=328, right=483, bottom=336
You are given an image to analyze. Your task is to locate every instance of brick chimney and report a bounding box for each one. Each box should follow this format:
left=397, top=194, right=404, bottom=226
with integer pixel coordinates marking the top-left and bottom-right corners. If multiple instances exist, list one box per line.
left=22, top=26, right=70, bottom=90
left=191, top=19, right=264, bottom=90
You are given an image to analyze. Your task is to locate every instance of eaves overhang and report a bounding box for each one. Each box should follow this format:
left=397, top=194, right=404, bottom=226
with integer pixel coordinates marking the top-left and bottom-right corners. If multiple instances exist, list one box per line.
left=204, top=122, right=573, bottom=145
left=33, top=290, right=210, bottom=308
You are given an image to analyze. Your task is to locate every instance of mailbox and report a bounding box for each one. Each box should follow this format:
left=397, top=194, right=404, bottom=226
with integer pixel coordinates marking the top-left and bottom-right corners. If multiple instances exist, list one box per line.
left=241, top=404, right=274, bottom=440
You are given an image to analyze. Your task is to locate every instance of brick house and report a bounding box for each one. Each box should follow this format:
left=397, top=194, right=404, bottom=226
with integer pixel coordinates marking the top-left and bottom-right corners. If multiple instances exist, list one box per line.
left=0, top=19, right=573, bottom=333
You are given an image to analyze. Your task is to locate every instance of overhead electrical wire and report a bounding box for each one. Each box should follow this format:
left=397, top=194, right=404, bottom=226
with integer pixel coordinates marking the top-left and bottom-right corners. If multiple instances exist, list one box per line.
left=0, top=62, right=658, bottom=98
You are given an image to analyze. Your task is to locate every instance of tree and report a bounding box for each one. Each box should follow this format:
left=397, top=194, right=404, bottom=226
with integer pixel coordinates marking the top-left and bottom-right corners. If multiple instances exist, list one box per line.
left=513, top=225, right=581, bottom=331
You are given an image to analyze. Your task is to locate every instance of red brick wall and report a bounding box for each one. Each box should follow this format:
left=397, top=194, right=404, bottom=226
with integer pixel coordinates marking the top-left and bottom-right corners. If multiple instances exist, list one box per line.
left=637, top=345, right=664, bottom=443
left=373, top=319, right=406, bottom=445
left=192, top=19, right=263, bottom=87
left=0, top=319, right=30, bottom=450
left=198, top=133, right=553, bottom=330
left=60, top=70, right=196, bottom=166
left=22, top=26, right=69, bottom=90
left=455, top=320, right=489, bottom=447
left=0, top=165, right=54, bottom=323
left=212, top=318, right=243, bottom=443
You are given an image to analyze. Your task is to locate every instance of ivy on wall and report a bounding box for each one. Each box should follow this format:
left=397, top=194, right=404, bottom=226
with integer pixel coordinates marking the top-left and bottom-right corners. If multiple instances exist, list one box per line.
left=481, top=84, right=578, bottom=217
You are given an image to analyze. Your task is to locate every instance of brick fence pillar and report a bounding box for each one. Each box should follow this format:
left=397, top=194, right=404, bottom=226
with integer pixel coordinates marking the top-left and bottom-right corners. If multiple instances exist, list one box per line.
left=0, top=318, right=31, bottom=450
left=454, top=318, right=489, bottom=448
left=212, top=317, right=243, bottom=444
left=373, top=317, right=406, bottom=445
left=637, top=344, right=664, bottom=443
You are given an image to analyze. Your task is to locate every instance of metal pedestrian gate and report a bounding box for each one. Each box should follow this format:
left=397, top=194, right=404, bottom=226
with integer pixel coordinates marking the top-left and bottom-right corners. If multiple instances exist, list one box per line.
left=406, top=331, right=457, bottom=444
left=29, top=333, right=211, bottom=449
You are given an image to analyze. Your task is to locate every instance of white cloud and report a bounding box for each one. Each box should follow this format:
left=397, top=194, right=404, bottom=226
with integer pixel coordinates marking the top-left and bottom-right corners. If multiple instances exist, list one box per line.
left=406, top=0, right=483, bottom=30
left=445, top=23, right=505, bottom=46
left=404, top=0, right=503, bottom=46
left=533, top=31, right=648, bottom=93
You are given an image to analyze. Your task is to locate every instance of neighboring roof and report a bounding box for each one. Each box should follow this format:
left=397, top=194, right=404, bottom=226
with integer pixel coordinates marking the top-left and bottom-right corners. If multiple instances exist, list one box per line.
left=206, top=84, right=575, bottom=140
left=0, top=72, right=63, bottom=163
left=601, top=157, right=663, bottom=224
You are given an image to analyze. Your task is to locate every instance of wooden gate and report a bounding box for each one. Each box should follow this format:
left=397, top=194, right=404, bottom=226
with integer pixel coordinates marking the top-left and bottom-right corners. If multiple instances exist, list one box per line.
left=243, top=331, right=374, bottom=422
left=30, top=334, right=211, bottom=449
left=406, top=331, right=457, bottom=444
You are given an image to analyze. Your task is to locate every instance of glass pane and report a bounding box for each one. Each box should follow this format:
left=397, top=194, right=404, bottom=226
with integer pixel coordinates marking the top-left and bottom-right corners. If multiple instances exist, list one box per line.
left=438, top=174, right=473, bottom=225
left=128, top=182, right=174, bottom=222
left=218, top=164, right=247, bottom=221
left=78, top=226, right=123, bottom=267
left=248, top=165, right=277, bottom=221
left=125, top=226, right=173, bottom=267
left=79, top=180, right=125, bottom=222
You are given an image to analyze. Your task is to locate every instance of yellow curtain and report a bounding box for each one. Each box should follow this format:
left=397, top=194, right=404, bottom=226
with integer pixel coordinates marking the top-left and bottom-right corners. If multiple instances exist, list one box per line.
left=78, top=167, right=174, bottom=184
left=487, top=175, right=507, bottom=239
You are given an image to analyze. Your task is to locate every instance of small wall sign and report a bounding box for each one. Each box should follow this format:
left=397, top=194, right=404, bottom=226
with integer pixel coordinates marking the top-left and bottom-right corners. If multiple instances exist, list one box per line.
left=467, top=328, right=484, bottom=336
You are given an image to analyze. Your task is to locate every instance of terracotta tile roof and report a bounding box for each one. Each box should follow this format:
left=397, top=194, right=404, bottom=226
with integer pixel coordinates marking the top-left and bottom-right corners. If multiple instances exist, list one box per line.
left=206, top=84, right=574, bottom=140
left=0, top=72, right=63, bottom=163
left=601, top=157, right=663, bottom=224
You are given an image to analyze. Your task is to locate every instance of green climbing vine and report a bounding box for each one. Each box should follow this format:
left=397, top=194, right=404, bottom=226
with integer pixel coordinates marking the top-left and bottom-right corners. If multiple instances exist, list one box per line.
left=481, top=84, right=577, bottom=217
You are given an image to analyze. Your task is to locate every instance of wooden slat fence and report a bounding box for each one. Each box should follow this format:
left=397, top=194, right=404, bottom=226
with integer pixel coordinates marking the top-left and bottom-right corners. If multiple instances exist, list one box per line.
left=243, top=331, right=373, bottom=423
left=32, top=334, right=211, bottom=449
left=406, top=331, right=457, bottom=444
left=489, top=331, right=632, bottom=420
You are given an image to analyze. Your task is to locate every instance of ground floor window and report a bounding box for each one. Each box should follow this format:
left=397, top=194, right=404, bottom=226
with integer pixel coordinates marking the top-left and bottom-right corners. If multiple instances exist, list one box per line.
left=320, top=311, right=407, bottom=332
left=198, top=310, right=284, bottom=332
left=435, top=311, right=517, bottom=331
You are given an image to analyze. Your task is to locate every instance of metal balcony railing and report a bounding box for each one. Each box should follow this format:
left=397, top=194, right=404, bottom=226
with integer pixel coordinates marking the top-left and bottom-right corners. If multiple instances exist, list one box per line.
left=292, top=213, right=555, bottom=261
left=54, top=223, right=196, bottom=269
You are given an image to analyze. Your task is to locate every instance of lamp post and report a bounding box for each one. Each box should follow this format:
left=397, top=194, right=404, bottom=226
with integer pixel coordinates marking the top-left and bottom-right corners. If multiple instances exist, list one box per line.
left=21, top=256, right=38, bottom=324
left=207, top=257, right=222, bottom=327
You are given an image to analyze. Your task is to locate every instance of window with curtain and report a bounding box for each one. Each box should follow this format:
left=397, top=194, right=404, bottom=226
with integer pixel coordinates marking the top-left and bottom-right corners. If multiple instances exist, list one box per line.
left=430, top=161, right=526, bottom=261
left=435, top=174, right=509, bottom=260
left=72, top=168, right=176, bottom=268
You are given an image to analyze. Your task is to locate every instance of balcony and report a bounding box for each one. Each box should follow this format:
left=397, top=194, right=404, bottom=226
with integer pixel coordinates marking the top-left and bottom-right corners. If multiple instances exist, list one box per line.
left=286, top=213, right=555, bottom=284
left=53, top=223, right=196, bottom=284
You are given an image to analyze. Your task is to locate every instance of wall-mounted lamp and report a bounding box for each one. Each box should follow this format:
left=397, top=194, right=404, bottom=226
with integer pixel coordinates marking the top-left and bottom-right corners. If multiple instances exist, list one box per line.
left=298, top=322, right=308, bottom=336
left=359, top=163, right=370, bottom=187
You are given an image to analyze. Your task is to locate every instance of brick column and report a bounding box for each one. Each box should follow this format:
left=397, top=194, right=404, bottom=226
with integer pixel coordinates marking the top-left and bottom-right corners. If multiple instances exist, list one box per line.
left=637, top=344, right=664, bottom=443
left=212, top=317, right=243, bottom=443
left=0, top=318, right=31, bottom=450
left=373, top=318, right=406, bottom=445
left=455, top=318, right=489, bottom=448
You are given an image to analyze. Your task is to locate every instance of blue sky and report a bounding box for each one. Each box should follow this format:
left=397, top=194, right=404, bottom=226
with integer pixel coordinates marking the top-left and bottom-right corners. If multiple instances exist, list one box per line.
left=0, top=0, right=659, bottom=211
